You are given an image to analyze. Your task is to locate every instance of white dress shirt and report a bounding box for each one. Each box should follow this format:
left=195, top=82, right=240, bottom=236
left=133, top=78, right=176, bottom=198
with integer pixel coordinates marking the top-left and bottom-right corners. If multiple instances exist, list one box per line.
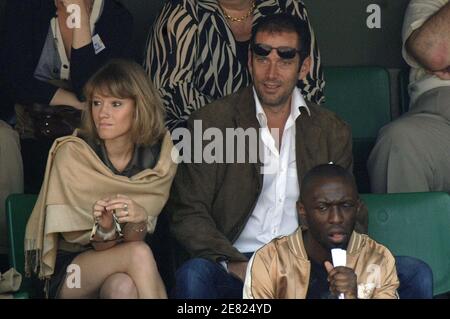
left=233, top=87, right=309, bottom=253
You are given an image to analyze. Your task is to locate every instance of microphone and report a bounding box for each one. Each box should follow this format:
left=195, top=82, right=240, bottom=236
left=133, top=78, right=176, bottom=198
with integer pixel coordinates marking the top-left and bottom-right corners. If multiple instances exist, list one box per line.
left=331, top=248, right=346, bottom=299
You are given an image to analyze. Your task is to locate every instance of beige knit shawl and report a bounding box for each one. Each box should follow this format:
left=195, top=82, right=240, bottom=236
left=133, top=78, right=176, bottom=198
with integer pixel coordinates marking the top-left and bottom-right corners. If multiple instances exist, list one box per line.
left=24, top=130, right=177, bottom=279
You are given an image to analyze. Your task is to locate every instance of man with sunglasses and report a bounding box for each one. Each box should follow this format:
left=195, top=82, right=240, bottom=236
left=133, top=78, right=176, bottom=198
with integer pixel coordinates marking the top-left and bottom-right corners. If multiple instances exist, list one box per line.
left=145, top=0, right=325, bottom=132
left=167, top=13, right=354, bottom=299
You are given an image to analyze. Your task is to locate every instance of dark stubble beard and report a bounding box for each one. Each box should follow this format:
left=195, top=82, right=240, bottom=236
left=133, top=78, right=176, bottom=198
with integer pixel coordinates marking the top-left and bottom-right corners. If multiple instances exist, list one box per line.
left=255, top=81, right=296, bottom=110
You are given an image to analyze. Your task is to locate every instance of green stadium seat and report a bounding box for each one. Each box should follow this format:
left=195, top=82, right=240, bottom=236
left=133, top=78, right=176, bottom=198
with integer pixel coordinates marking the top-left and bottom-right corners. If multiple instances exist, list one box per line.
left=361, top=192, right=450, bottom=296
left=323, top=66, right=392, bottom=193
left=5, top=194, right=38, bottom=299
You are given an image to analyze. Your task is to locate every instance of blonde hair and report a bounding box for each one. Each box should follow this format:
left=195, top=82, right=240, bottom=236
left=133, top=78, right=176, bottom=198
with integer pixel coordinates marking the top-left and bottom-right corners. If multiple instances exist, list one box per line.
left=82, top=59, right=166, bottom=146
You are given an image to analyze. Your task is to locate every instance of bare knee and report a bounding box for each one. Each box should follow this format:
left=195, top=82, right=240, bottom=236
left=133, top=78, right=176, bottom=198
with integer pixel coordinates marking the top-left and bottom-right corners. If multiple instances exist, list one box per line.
left=100, top=273, right=137, bottom=299
left=125, top=241, right=157, bottom=270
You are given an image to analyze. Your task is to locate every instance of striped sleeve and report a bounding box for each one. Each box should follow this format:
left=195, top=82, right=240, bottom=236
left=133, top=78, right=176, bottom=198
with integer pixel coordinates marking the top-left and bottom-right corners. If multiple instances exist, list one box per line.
left=144, top=1, right=211, bottom=131
left=289, top=0, right=325, bottom=104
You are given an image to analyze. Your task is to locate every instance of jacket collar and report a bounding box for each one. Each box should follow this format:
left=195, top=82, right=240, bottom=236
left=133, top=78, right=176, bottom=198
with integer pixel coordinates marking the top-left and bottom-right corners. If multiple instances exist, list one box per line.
left=254, top=87, right=309, bottom=128
left=288, top=228, right=365, bottom=261
left=294, top=102, right=323, bottom=182
left=234, top=86, right=261, bottom=131
left=232, top=86, right=324, bottom=189
left=232, top=86, right=318, bottom=141
left=232, top=87, right=263, bottom=187
left=229, top=86, right=321, bottom=186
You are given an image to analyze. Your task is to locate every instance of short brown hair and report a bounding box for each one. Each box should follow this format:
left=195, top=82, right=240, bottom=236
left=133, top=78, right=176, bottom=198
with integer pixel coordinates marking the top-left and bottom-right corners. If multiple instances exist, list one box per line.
left=82, top=59, right=166, bottom=146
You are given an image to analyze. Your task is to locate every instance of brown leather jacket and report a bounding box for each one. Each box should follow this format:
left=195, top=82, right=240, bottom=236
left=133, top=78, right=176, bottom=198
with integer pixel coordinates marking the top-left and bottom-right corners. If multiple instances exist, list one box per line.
left=167, top=86, right=362, bottom=263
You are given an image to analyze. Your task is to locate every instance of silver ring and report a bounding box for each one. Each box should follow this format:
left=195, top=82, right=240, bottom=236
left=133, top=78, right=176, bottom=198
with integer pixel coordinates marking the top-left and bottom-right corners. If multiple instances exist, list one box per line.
left=123, top=203, right=128, bottom=212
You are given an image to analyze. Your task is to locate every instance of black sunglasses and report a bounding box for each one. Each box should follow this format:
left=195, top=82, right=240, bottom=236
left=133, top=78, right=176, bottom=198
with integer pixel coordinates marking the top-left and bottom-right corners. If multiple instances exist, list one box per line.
left=251, top=43, right=301, bottom=59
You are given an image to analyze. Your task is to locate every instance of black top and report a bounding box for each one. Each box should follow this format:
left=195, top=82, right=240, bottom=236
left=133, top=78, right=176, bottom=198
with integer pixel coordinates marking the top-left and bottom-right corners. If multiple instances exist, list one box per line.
left=1, top=0, right=133, bottom=105
left=83, top=136, right=162, bottom=177
left=306, top=259, right=334, bottom=299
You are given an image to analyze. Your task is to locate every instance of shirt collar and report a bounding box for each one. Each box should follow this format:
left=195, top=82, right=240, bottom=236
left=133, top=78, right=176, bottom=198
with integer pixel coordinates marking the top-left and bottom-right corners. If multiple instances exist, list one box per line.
left=99, top=142, right=140, bottom=176
left=253, top=86, right=310, bottom=128
left=289, top=229, right=363, bottom=261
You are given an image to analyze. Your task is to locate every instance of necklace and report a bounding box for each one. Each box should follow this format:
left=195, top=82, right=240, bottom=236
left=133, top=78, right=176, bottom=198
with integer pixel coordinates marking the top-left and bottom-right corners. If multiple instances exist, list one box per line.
left=221, top=0, right=256, bottom=23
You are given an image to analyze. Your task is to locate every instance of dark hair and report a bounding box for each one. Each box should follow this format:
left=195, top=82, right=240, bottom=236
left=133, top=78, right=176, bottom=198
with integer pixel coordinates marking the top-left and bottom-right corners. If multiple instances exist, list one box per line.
left=300, top=164, right=358, bottom=202
left=250, top=13, right=311, bottom=62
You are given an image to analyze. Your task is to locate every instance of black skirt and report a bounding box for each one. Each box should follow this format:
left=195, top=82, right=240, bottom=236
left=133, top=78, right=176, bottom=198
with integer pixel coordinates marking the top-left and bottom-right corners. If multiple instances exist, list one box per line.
left=48, top=250, right=84, bottom=299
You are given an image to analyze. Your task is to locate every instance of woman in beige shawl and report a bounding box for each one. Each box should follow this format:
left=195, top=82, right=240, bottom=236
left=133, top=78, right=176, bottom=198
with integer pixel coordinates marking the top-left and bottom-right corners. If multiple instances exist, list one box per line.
left=25, top=59, right=177, bottom=298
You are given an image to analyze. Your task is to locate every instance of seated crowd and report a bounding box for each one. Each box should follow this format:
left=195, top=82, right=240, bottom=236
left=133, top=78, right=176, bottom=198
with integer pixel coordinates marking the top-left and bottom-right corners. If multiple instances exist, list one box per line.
left=0, top=0, right=448, bottom=299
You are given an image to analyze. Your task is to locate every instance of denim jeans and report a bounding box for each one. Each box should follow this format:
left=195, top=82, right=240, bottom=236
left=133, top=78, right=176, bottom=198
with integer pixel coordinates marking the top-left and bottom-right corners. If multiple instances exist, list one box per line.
left=173, top=255, right=433, bottom=299
left=172, top=257, right=245, bottom=299
left=395, top=256, right=433, bottom=299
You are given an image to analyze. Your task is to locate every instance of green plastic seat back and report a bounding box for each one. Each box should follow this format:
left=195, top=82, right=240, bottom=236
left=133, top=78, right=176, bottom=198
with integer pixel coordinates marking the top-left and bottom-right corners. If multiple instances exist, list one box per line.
left=6, top=194, right=38, bottom=275
left=361, top=192, right=450, bottom=296
left=323, top=66, right=392, bottom=192
left=323, top=66, right=391, bottom=139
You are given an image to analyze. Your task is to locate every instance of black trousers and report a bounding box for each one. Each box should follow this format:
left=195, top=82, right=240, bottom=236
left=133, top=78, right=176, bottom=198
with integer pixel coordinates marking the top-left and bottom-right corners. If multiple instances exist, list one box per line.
left=21, top=137, right=54, bottom=194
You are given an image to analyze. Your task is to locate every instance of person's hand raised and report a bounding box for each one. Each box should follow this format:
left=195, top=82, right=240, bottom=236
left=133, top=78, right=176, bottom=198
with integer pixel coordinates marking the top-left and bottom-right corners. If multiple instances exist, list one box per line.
left=324, top=261, right=358, bottom=299
left=92, top=197, right=114, bottom=231
left=104, top=194, right=148, bottom=225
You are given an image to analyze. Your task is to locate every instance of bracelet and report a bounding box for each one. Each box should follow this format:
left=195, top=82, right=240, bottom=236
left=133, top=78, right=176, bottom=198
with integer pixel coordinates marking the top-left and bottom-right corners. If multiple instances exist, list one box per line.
left=89, top=212, right=124, bottom=242
left=89, top=223, right=117, bottom=242
left=96, top=226, right=117, bottom=241
left=132, top=222, right=147, bottom=233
